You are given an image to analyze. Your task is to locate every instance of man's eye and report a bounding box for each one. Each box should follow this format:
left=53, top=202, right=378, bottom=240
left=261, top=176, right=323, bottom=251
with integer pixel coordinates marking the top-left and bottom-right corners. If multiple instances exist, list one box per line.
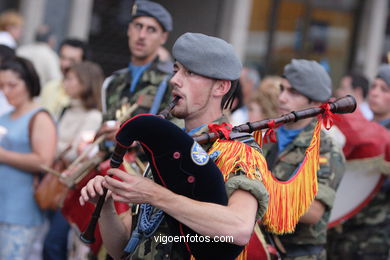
left=147, top=27, right=156, bottom=33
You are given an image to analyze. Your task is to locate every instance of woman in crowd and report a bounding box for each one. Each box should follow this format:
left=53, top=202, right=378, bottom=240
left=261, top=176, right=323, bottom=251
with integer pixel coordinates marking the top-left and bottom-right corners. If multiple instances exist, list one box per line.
left=248, top=76, right=282, bottom=122
left=43, top=61, right=104, bottom=260
left=0, top=57, right=57, bottom=259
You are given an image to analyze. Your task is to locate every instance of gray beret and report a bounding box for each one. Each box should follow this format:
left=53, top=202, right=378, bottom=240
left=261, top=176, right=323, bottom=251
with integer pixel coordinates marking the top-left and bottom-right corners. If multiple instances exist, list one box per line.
left=172, top=33, right=242, bottom=81
left=283, top=59, right=332, bottom=102
left=131, top=0, right=172, bottom=32
left=377, top=64, right=390, bottom=86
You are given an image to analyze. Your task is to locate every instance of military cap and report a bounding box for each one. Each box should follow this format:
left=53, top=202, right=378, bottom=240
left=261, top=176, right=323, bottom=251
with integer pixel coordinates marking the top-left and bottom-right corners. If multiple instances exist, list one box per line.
left=172, top=33, right=242, bottom=81
left=283, top=59, right=332, bottom=102
left=131, top=0, right=172, bottom=32
left=377, top=64, right=390, bottom=87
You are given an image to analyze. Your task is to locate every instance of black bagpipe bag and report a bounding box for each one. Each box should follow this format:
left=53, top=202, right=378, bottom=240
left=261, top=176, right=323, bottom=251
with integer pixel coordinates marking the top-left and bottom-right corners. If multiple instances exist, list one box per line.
left=115, top=114, right=243, bottom=260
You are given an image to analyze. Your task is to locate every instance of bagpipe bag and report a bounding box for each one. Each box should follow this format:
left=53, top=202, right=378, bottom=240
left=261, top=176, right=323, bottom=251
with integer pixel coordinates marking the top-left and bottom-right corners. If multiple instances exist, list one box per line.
left=116, top=114, right=243, bottom=260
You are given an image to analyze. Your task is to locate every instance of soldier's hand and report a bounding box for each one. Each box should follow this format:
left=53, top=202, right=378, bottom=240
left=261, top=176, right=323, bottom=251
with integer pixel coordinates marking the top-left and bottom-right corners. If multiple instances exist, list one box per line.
left=79, top=175, right=112, bottom=206
left=95, top=121, right=120, bottom=142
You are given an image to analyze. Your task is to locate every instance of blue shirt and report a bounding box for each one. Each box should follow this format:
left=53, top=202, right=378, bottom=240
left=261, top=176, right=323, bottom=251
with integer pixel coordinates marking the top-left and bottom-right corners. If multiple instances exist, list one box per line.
left=128, top=63, right=151, bottom=93
left=277, top=125, right=304, bottom=153
left=0, top=108, right=44, bottom=226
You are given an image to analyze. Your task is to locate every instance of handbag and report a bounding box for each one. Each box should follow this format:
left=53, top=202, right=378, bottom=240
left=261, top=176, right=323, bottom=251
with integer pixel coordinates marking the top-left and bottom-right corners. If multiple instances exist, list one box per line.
left=34, top=168, right=69, bottom=210
left=30, top=108, right=69, bottom=210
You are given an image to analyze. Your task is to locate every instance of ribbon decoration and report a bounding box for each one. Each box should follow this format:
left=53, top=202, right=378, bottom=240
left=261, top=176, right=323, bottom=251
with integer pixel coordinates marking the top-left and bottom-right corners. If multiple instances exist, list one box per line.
left=207, top=122, right=233, bottom=140
left=319, top=103, right=337, bottom=130
left=264, top=120, right=278, bottom=144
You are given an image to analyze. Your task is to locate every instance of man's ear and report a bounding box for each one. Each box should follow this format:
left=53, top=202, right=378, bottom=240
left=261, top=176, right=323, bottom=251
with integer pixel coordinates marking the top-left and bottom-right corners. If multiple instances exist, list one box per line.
left=310, top=100, right=322, bottom=106
left=127, top=23, right=132, bottom=37
left=160, top=32, right=169, bottom=45
left=213, top=80, right=231, bottom=97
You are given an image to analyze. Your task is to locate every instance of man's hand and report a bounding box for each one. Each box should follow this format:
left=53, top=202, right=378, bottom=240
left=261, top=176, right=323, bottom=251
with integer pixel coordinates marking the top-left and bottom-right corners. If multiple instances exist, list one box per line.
left=103, top=168, right=163, bottom=204
left=95, top=121, right=120, bottom=142
left=79, top=175, right=112, bottom=206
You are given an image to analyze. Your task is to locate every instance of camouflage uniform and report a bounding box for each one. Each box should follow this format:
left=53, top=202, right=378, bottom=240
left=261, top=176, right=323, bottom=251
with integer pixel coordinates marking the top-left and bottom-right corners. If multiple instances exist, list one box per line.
left=128, top=116, right=269, bottom=260
left=327, top=122, right=390, bottom=260
left=263, top=120, right=345, bottom=260
left=102, top=58, right=173, bottom=122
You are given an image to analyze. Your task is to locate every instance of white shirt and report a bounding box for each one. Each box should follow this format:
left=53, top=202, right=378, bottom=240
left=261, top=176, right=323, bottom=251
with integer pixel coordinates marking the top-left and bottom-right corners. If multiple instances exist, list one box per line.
left=359, top=102, right=374, bottom=121
left=0, top=31, right=16, bottom=49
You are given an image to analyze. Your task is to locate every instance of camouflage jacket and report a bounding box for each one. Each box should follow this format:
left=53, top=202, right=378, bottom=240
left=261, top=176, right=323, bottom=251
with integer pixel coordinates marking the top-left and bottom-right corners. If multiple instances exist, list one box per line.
left=127, top=116, right=269, bottom=260
left=102, top=57, right=172, bottom=122
left=263, top=120, right=345, bottom=246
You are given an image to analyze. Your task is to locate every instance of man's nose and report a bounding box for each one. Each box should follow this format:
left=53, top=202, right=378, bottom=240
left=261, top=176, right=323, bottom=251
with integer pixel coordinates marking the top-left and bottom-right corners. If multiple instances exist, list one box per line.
left=139, top=28, right=147, bottom=38
left=278, top=90, right=287, bottom=103
left=170, top=74, right=182, bottom=88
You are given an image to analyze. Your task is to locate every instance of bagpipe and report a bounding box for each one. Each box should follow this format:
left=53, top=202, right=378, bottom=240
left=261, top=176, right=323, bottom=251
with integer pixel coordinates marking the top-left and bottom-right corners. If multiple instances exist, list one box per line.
left=80, top=95, right=356, bottom=260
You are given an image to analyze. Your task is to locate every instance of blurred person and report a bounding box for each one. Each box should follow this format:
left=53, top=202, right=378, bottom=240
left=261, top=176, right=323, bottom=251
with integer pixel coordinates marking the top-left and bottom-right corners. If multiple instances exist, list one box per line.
left=40, top=38, right=91, bottom=119
left=263, top=59, right=345, bottom=260
left=0, top=10, right=23, bottom=49
left=43, top=61, right=104, bottom=260
left=230, top=66, right=260, bottom=125
left=247, top=76, right=282, bottom=122
left=98, top=0, right=173, bottom=142
left=0, top=44, right=15, bottom=116
left=335, top=71, right=373, bottom=120
left=326, top=65, right=390, bottom=260
left=17, top=25, right=62, bottom=86
left=369, top=65, right=390, bottom=127
left=0, top=57, right=57, bottom=259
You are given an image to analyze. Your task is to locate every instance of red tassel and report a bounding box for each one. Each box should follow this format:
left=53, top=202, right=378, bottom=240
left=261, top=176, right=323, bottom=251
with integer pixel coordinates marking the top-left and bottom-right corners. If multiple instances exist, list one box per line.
left=319, top=103, right=338, bottom=130
left=264, top=120, right=278, bottom=144
left=207, top=122, right=232, bottom=140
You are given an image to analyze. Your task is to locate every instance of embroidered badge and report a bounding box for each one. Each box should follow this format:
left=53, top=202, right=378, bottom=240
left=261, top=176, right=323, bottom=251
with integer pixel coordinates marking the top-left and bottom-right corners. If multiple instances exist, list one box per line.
left=191, top=142, right=209, bottom=166
left=209, top=150, right=221, bottom=161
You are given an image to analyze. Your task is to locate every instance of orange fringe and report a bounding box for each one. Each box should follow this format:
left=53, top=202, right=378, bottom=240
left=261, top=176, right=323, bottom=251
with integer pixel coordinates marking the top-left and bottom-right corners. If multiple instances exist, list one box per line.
left=207, top=120, right=321, bottom=234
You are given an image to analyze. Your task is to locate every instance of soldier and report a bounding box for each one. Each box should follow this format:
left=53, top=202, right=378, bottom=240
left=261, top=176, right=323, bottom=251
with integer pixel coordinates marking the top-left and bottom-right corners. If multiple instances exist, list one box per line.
left=79, top=33, right=269, bottom=260
left=328, top=64, right=390, bottom=260
left=99, top=0, right=174, bottom=141
left=263, top=59, right=345, bottom=260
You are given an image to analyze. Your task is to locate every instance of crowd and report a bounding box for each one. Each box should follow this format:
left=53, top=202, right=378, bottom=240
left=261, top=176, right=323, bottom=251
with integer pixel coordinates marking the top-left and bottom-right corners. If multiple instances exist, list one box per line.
left=0, top=1, right=389, bottom=260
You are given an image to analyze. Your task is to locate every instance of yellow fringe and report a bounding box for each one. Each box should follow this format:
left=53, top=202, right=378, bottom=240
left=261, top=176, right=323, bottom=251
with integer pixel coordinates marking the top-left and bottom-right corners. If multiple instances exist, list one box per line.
left=253, top=130, right=263, bottom=148
left=207, top=120, right=321, bottom=234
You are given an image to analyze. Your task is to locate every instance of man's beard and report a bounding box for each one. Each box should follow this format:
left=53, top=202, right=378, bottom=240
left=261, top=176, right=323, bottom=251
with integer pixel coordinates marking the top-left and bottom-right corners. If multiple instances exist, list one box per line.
left=171, top=107, right=187, bottom=119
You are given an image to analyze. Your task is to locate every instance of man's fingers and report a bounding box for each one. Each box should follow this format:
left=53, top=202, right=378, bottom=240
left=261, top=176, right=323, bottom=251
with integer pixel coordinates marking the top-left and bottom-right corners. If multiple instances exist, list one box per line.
left=108, top=168, right=133, bottom=181
left=111, top=192, right=131, bottom=203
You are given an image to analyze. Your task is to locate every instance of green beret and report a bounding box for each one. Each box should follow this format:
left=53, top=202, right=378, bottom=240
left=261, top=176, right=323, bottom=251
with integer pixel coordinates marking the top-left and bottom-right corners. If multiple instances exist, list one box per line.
left=283, top=59, right=332, bottom=102
left=377, top=64, right=390, bottom=87
left=131, top=0, right=172, bottom=32
left=172, top=33, right=242, bottom=81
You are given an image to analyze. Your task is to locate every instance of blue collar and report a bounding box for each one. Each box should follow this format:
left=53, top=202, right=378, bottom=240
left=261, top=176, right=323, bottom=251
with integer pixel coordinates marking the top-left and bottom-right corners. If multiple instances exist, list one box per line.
left=128, top=62, right=152, bottom=93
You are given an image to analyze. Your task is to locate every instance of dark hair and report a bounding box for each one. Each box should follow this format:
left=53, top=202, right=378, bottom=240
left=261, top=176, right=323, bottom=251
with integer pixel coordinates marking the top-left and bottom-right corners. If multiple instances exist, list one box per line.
left=221, top=80, right=239, bottom=110
left=59, top=38, right=91, bottom=61
left=0, top=57, right=41, bottom=98
left=346, top=72, right=369, bottom=98
left=66, top=61, right=104, bottom=110
left=35, top=25, right=53, bottom=43
left=0, top=44, right=15, bottom=64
